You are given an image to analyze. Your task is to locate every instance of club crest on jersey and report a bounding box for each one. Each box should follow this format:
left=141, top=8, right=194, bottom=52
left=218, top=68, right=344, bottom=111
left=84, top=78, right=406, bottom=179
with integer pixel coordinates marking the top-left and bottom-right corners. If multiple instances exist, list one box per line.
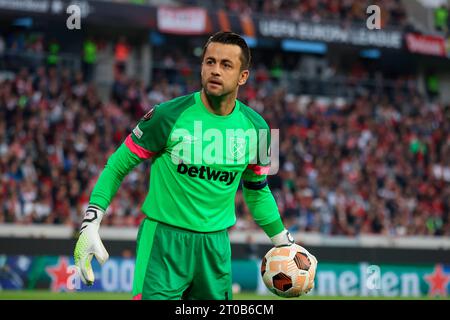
left=143, top=107, right=155, bottom=121
left=229, top=137, right=246, bottom=160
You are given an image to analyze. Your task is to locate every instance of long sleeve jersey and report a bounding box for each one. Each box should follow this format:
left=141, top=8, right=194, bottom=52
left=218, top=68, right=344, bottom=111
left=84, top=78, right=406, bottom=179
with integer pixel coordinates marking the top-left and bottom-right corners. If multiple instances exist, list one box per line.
left=90, top=91, right=284, bottom=236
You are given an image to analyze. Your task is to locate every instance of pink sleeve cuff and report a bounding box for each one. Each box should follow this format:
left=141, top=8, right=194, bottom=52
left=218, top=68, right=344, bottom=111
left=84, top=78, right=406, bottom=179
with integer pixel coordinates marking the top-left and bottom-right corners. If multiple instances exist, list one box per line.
left=247, top=164, right=270, bottom=175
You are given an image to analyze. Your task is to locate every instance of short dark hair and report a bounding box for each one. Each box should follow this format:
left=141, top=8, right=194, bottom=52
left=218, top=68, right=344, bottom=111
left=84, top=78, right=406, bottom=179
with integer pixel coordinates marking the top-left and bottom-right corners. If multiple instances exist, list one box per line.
left=202, top=31, right=251, bottom=70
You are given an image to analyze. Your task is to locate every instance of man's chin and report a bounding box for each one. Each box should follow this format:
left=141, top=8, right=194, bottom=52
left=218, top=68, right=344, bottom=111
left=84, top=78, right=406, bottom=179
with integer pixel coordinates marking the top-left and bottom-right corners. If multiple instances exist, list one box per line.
left=204, top=87, right=224, bottom=97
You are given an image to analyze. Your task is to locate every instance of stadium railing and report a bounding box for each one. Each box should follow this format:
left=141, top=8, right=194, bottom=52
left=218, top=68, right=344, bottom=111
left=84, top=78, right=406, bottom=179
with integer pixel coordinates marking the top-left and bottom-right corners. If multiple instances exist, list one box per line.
left=1, top=224, right=449, bottom=249
left=1, top=49, right=81, bottom=72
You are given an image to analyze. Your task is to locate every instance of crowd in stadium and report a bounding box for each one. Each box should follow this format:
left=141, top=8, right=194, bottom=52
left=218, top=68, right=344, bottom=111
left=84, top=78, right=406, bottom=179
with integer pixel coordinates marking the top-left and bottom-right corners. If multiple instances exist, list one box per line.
left=89, top=0, right=450, bottom=34
left=100, top=0, right=409, bottom=27
left=0, top=52, right=449, bottom=236
left=223, top=0, right=407, bottom=26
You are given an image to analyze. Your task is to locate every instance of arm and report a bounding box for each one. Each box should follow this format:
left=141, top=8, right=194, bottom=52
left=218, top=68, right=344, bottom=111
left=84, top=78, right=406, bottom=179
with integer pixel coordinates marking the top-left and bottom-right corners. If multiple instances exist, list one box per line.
left=238, top=108, right=293, bottom=245
left=74, top=141, right=145, bottom=285
left=89, top=141, right=144, bottom=210
left=75, top=106, right=164, bottom=285
left=242, top=177, right=294, bottom=247
left=241, top=118, right=293, bottom=246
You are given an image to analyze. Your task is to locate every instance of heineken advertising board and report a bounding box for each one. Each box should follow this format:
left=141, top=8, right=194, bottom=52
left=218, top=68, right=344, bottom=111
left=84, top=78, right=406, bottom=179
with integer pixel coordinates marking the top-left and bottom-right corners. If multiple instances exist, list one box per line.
left=0, top=256, right=448, bottom=298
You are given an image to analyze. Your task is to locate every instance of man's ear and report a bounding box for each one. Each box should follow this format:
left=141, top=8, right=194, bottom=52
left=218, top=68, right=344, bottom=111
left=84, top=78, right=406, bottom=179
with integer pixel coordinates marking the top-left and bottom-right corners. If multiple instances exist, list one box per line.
left=238, top=70, right=249, bottom=86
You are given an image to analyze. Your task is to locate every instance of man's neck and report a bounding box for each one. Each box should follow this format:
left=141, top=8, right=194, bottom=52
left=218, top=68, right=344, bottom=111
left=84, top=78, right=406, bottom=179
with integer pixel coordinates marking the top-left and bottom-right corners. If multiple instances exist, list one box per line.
left=201, top=89, right=237, bottom=116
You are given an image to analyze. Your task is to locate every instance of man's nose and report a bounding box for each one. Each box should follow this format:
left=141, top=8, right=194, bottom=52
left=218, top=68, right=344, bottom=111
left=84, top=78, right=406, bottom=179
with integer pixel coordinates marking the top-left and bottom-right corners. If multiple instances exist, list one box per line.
left=211, top=65, right=221, bottom=76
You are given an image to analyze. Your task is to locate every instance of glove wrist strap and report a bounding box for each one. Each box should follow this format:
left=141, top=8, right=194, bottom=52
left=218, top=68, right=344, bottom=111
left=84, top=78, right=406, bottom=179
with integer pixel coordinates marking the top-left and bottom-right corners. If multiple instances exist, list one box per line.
left=270, top=229, right=295, bottom=247
left=80, top=205, right=105, bottom=232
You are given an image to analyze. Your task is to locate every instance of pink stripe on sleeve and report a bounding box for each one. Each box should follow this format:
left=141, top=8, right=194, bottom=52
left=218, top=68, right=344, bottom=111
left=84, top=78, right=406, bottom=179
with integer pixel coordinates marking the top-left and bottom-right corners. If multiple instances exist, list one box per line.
left=247, top=164, right=270, bottom=175
left=125, top=134, right=155, bottom=159
left=132, top=293, right=142, bottom=300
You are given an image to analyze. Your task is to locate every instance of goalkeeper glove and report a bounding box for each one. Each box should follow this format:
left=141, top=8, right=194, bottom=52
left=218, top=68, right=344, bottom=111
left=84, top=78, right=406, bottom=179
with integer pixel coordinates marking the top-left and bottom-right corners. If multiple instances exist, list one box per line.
left=74, top=205, right=109, bottom=285
left=270, top=229, right=295, bottom=247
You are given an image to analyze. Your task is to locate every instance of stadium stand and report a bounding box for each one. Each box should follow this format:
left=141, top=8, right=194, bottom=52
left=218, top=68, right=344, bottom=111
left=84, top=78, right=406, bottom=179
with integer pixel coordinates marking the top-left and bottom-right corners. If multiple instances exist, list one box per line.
left=1, top=48, right=448, bottom=236
left=0, top=0, right=448, bottom=238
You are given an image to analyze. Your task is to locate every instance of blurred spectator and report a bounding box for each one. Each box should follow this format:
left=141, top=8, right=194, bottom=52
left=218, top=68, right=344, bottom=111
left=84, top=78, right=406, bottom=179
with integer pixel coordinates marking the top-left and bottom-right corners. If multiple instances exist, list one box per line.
left=82, top=38, right=97, bottom=82
left=434, top=4, right=449, bottom=33
left=114, top=36, right=131, bottom=75
left=46, top=39, right=60, bottom=67
left=426, top=71, right=440, bottom=101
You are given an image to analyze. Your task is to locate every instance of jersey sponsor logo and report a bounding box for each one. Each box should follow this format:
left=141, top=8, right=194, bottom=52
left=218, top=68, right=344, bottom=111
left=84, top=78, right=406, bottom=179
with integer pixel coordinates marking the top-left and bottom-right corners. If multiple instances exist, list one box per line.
left=177, top=163, right=238, bottom=186
left=132, top=125, right=143, bottom=139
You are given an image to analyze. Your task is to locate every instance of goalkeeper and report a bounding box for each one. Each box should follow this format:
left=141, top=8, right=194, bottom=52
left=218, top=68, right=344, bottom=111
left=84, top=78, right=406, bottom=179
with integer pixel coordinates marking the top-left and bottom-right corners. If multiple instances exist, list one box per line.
left=74, top=31, right=315, bottom=300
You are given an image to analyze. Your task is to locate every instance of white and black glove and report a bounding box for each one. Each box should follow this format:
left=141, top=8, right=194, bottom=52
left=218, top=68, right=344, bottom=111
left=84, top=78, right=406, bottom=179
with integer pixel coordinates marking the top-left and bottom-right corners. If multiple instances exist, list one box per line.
left=270, top=229, right=295, bottom=247
left=74, top=205, right=109, bottom=285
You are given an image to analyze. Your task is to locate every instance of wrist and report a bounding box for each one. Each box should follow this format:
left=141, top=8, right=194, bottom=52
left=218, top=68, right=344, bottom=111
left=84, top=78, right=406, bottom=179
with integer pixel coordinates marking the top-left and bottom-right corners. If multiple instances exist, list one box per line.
left=270, top=229, right=295, bottom=247
left=80, top=205, right=105, bottom=232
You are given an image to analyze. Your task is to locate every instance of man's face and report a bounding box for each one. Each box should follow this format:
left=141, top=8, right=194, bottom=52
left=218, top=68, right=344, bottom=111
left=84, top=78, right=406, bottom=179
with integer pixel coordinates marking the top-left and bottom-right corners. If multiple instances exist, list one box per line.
left=201, top=42, right=249, bottom=97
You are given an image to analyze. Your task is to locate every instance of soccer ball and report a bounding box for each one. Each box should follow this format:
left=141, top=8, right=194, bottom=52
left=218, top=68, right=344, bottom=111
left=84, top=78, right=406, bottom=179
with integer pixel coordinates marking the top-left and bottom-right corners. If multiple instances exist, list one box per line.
left=260, top=244, right=317, bottom=298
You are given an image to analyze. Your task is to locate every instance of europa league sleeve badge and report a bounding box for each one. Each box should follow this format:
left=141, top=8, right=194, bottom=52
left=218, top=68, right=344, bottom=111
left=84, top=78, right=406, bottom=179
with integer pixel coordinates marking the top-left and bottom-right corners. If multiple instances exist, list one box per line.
left=143, top=107, right=155, bottom=121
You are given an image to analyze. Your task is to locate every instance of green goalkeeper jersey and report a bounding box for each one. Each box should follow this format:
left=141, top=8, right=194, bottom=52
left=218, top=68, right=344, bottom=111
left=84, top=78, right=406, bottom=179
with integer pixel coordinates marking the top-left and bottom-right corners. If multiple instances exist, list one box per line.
left=90, top=91, right=283, bottom=234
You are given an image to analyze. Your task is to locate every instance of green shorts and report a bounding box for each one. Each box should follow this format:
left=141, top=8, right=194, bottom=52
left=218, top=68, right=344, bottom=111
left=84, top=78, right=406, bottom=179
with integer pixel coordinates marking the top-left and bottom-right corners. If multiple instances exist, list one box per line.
left=132, top=218, right=232, bottom=300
